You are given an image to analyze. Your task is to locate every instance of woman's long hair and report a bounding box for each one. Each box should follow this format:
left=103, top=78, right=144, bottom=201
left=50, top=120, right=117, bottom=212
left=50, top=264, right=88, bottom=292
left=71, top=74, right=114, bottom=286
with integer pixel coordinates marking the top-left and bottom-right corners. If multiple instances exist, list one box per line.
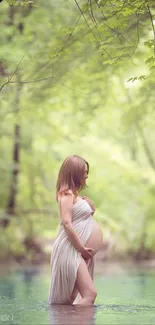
left=56, top=155, right=89, bottom=200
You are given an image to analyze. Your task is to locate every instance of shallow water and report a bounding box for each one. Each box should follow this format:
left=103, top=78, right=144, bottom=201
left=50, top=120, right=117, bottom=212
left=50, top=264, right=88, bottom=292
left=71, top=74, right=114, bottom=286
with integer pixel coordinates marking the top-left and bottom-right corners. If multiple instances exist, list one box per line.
left=0, top=264, right=155, bottom=324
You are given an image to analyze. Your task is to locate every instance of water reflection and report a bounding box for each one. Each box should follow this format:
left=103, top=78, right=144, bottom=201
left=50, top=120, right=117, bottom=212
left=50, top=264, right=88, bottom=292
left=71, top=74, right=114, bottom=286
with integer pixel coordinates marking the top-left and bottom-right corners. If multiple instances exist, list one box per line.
left=0, top=266, right=155, bottom=325
left=48, top=304, right=96, bottom=325
left=21, top=268, right=40, bottom=297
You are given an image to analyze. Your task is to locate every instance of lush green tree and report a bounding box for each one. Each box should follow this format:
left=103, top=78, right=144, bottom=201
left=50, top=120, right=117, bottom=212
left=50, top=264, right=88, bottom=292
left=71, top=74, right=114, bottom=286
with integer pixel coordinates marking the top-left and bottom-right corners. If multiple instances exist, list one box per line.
left=0, top=0, right=155, bottom=261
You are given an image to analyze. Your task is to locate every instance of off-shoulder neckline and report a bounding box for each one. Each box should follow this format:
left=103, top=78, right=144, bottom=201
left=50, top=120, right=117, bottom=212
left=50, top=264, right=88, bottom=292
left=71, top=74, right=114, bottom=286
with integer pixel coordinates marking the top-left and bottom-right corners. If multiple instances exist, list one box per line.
left=73, top=198, right=84, bottom=208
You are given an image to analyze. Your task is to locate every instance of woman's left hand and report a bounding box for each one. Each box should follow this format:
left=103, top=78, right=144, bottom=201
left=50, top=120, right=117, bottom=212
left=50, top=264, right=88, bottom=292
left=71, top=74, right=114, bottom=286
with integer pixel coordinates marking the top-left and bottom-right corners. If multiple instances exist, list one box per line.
left=82, top=196, right=96, bottom=215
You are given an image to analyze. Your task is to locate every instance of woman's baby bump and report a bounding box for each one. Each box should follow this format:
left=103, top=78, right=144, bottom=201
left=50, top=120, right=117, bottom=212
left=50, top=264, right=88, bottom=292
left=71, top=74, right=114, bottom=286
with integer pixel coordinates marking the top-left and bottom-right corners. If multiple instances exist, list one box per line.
left=85, top=219, right=103, bottom=255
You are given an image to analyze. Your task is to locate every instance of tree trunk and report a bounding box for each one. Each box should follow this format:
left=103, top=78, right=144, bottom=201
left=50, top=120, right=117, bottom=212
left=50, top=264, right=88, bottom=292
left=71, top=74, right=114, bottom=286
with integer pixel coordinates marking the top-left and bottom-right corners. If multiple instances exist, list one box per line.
left=0, top=81, right=22, bottom=228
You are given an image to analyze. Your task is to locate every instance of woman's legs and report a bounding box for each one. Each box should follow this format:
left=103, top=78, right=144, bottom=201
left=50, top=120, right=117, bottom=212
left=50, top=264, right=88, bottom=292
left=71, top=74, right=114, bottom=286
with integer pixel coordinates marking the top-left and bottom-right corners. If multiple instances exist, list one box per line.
left=72, top=258, right=97, bottom=306
left=70, top=281, right=78, bottom=304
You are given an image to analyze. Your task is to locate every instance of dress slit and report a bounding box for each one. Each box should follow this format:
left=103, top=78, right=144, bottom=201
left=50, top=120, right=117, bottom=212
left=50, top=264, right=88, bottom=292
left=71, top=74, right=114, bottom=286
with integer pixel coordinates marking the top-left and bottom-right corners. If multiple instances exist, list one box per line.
left=48, top=199, right=94, bottom=305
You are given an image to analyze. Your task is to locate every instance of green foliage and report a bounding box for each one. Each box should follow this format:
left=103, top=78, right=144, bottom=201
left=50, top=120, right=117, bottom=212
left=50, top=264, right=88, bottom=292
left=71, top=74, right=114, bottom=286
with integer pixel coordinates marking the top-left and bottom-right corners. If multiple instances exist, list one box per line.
left=0, top=0, right=155, bottom=260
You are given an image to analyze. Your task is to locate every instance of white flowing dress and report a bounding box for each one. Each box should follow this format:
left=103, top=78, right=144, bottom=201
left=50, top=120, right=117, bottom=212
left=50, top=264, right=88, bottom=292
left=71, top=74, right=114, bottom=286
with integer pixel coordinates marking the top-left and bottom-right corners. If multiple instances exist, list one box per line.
left=48, top=198, right=94, bottom=305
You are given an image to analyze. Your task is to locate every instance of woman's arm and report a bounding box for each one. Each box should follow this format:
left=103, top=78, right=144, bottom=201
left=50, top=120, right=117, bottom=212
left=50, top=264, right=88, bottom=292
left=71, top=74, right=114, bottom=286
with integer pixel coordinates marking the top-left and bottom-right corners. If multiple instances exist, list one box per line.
left=58, top=191, right=94, bottom=259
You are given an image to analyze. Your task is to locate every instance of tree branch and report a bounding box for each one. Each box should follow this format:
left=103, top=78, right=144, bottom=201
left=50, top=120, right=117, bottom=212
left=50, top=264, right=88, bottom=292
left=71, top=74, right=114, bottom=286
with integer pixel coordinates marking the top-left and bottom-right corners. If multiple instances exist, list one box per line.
left=0, top=56, right=24, bottom=93
left=74, top=0, right=100, bottom=44
left=94, top=0, right=132, bottom=44
left=146, top=3, right=155, bottom=56
left=0, top=53, right=93, bottom=96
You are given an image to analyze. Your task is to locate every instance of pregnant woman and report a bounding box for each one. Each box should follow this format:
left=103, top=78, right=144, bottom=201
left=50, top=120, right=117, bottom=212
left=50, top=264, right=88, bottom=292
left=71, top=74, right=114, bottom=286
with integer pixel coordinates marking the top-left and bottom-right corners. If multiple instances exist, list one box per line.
left=48, top=155, right=103, bottom=305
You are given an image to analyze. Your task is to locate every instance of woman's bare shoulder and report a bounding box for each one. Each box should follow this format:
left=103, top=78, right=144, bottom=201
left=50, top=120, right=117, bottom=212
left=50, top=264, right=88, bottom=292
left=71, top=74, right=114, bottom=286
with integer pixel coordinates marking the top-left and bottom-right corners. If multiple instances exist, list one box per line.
left=57, top=189, right=74, bottom=203
left=59, top=189, right=74, bottom=196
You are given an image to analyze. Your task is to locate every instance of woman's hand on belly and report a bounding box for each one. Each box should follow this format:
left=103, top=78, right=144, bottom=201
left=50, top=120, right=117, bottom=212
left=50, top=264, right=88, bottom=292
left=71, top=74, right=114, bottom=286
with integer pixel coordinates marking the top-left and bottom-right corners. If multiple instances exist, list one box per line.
left=81, top=247, right=95, bottom=260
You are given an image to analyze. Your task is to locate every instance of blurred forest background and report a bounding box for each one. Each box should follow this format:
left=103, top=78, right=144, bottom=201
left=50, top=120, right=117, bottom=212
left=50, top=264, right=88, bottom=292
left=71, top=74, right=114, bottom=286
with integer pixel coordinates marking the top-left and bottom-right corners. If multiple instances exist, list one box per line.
left=0, top=0, right=155, bottom=264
